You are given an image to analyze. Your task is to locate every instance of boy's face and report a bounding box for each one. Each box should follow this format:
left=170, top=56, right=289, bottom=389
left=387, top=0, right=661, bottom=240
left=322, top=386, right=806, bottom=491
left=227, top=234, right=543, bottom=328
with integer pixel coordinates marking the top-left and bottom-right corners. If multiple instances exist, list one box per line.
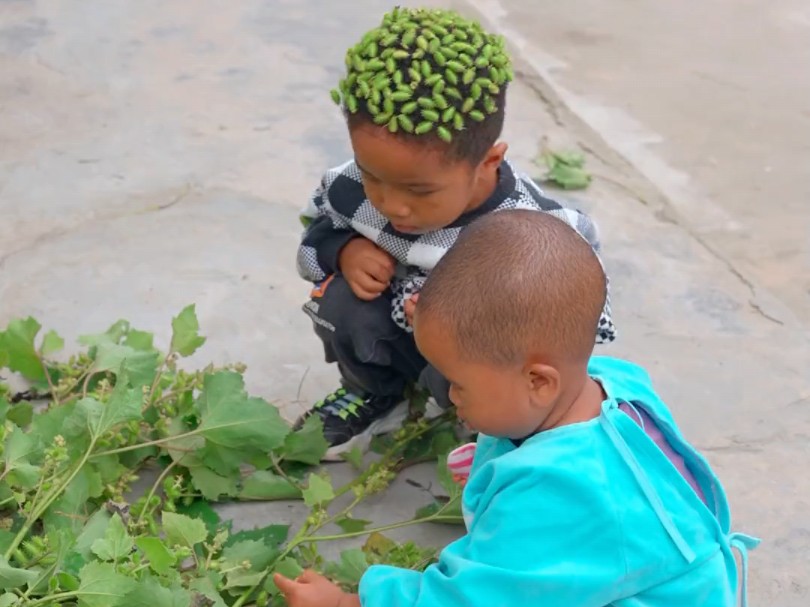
left=414, top=314, right=555, bottom=440
left=349, top=123, right=505, bottom=234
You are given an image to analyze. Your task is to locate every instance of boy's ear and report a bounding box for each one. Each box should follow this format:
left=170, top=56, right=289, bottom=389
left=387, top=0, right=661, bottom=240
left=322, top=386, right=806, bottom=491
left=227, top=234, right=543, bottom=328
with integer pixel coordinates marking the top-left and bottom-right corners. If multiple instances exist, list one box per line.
left=480, top=142, right=508, bottom=171
left=524, top=362, right=560, bottom=410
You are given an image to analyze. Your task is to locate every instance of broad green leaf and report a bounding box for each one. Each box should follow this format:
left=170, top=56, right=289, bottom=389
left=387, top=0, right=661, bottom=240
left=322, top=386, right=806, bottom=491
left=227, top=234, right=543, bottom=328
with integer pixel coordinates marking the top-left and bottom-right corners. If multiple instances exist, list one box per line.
left=77, top=561, right=137, bottom=607
left=302, top=473, right=334, bottom=507
left=91, top=343, right=159, bottom=387
left=162, top=512, right=207, bottom=548
left=125, top=577, right=190, bottom=607
left=6, top=403, right=33, bottom=429
left=362, top=532, right=396, bottom=557
left=3, top=427, right=40, bottom=483
left=335, top=516, right=371, bottom=534
left=326, top=549, right=369, bottom=587
left=223, top=569, right=264, bottom=589
left=188, top=466, right=238, bottom=500
left=552, top=150, right=586, bottom=167
left=73, top=509, right=111, bottom=559
left=123, top=329, right=155, bottom=351
left=57, top=572, right=80, bottom=591
left=0, top=398, right=8, bottom=424
left=265, top=557, right=304, bottom=595
left=0, top=318, right=44, bottom=381
left=30, top=401, right=80, bottom=447
left=340, top=446, right=364, bottom=470
left=282, top=415, right=328, bottom=465
left=79, top=320, right=130, bottom=348
left=238, top=471, right=301, bottom=501
left=224, top=524, right=289, bottom=549
left=174, top=501, right=220, bottom=536
left=0, top=556, right=38, bottom=590
left=44, top=467, right=100, bottom=534
left=40, top=330, right=65, bottom=356
left=221, top=539, right=277, bottom=572
left=0, top=532, right=15, bottom=556
left=170, top=305, right=206, bottom=357
left=77, top=379, right=141, bottom=439
left=188, top=576, right=227, bottom=607
left=548, top=164, right=591, bottom=190
left=135, top=537, right=176, bottom=575
left=196, top=372, right=289, bottom=451
left=0, top=592, right=18, bottom=606
left=91, top=514, right=133, bottom=562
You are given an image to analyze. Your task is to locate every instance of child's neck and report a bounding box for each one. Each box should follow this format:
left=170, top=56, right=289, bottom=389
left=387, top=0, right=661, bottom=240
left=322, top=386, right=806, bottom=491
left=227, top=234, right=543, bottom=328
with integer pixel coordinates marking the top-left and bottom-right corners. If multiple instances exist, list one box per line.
left=540, top=376, right=605, bottom=432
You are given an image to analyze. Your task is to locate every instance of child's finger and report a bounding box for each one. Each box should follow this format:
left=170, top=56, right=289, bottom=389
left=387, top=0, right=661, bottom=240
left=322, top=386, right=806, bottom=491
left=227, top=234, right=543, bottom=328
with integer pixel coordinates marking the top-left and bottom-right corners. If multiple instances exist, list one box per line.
left=273, top=573, right=298, bottom=595
left=297, top=569, right=322, bottom=583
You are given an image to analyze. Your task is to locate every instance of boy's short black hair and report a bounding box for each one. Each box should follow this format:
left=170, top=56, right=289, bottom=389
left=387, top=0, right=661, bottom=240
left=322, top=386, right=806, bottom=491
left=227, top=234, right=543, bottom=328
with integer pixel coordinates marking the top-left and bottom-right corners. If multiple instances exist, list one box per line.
left=331, top=7, right=514, bottom=165
left=417, top=210, right=608, bottom=365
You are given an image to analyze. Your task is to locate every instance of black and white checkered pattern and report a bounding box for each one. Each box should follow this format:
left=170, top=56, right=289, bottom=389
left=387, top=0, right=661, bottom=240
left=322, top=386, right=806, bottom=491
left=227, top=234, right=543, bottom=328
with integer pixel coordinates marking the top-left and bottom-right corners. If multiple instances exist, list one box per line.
left=296, top=159, right=616, bottom=343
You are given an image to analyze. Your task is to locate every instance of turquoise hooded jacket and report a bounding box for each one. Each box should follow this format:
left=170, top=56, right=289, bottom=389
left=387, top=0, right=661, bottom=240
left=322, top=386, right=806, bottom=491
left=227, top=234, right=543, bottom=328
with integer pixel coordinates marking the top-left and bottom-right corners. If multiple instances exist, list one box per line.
left=359, top=356, right=759, bottom=607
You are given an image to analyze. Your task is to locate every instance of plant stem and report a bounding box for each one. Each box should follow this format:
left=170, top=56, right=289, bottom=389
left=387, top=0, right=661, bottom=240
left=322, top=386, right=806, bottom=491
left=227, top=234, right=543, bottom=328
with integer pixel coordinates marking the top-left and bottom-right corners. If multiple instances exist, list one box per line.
left=146, top=352, right=172, bottom=404
left=4, top=439, right=97, bottom=560
left=39, top=357, right=60, bottom=407
left=136, top=457, right=181, bottom=526
left=24, top=590, right=80, bottom=607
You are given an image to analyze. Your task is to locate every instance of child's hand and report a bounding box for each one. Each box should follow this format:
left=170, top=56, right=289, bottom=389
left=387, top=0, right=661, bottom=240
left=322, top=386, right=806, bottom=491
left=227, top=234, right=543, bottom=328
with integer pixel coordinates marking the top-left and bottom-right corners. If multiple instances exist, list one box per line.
left=339, top=238, right=396, bottom=301
left=404, top=293, right=420, bottom=326
left=273, top=570, right=359, bottom=607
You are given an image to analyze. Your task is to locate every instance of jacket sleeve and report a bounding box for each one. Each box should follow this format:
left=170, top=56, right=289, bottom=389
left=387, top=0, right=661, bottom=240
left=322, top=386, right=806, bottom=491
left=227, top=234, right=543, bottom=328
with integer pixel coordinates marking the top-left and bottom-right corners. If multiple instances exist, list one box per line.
left=295, top=175, right=358, bottom=282
left=358, top=464, right=626, bottom=607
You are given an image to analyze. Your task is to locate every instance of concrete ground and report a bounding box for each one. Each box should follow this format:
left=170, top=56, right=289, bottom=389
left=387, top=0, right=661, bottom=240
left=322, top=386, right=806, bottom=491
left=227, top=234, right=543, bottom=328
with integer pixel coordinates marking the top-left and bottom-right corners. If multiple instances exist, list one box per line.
left=1, top=0, right=808, bottom=604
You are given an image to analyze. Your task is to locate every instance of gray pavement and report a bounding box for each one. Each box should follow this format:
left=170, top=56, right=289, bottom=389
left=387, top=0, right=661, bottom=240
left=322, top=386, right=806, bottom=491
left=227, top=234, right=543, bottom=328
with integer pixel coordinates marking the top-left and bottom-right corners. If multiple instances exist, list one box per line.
left=1, top=0, right=808, bottom=604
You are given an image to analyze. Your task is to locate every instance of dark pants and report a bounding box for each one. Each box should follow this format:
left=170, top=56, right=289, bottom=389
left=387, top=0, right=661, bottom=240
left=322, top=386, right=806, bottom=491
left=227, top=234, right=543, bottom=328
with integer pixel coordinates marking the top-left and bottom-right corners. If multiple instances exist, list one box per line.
left=303, top=275, right=452, bottom=408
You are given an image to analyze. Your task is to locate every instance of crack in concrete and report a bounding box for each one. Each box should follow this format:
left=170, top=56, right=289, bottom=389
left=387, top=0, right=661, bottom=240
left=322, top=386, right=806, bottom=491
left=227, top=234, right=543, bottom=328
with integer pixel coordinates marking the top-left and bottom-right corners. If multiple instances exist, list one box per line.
left=0, top=183, right=195, bottom=269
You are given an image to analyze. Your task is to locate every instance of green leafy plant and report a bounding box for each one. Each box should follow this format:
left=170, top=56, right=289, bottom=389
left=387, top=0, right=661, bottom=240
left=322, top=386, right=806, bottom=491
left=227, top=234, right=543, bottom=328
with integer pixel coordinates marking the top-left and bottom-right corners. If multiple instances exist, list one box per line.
left=537, top=146, right=592, bottom=190
left=0, top=307, right=462, bottom=606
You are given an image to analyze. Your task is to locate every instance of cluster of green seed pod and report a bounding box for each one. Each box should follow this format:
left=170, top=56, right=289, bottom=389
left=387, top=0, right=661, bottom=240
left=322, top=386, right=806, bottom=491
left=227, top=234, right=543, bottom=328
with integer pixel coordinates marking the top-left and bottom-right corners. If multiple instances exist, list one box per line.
left=330, top=6, right=514, bottom=143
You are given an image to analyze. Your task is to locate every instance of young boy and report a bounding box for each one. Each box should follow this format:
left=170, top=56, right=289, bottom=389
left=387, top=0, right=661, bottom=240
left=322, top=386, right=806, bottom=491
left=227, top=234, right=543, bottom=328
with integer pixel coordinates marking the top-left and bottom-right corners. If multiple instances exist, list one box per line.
left=276, top=210, right=759, bottom=607
left=296, top=7, right=615, bottom=458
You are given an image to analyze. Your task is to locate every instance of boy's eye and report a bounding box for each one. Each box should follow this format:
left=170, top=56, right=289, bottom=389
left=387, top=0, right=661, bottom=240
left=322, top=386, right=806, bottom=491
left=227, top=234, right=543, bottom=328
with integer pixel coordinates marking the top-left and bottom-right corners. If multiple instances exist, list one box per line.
left=409, top=189, right=437, bottom=196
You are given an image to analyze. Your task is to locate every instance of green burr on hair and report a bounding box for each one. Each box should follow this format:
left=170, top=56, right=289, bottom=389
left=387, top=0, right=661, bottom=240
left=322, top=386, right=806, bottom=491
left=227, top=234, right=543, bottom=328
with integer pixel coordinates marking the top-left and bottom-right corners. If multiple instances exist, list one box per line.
left=330, top=6, right=514, bottom=145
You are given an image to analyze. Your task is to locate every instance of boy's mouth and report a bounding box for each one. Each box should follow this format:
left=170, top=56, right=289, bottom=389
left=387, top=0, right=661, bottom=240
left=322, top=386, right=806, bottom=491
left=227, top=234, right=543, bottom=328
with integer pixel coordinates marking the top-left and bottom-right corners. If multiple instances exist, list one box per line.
left=391, top=223, right=421, bottom=234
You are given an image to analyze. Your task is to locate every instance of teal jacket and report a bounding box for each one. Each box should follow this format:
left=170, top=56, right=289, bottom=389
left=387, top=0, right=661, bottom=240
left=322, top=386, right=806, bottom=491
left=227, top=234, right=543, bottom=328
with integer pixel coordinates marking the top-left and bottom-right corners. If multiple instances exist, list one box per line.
left=359, top=356, right=759, bottom=607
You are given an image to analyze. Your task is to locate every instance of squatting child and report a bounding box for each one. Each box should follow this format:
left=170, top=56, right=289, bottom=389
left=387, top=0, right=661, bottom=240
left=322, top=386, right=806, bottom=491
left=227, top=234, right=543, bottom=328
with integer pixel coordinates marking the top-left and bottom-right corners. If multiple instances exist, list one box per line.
left=295, top=7, right=615, bottom=459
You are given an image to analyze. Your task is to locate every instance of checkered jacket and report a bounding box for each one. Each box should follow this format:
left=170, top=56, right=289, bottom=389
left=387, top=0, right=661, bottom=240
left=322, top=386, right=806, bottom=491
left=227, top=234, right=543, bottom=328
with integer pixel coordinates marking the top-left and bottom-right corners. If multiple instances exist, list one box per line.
left=296, top=159, right=616, bottom=343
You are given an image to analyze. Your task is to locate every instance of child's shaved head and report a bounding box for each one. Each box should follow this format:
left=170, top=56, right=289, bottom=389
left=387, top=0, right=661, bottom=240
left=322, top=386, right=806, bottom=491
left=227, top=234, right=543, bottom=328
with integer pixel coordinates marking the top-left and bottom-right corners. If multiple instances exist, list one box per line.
left=417, top=209, right=607, bottom=365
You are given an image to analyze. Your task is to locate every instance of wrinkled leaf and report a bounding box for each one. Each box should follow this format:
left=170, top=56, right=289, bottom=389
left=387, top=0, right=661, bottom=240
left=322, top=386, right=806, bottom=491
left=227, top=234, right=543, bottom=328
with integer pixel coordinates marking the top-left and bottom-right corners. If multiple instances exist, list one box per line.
left=162, top=512, right=208, bottom=548
left=3, top=427, right=39, bottom=473
left=78, top=320, right=130, bottom=349
left=547, top=164, right=591, bottom=190
left=281, top=415, right=328, bottom=465
left=0, top=556, right=38, bottom=590
left=135, top=538, right=177, bottom=575
left=0, top=593, right=17, bottom=607
left=0, top=318, right=44, bottom=381
left=302, top=473, right=334, bottom=507
left=91, top=514, right=133, bottom=562
left=77, top=561, right=137, bottom=607
left=171, top=305, right=206, bottom=357
left=44, top=467, right=101, bottom=534
left=125, top=576, right=191, bottom=607
left=238, top=471, right=301, bottom=501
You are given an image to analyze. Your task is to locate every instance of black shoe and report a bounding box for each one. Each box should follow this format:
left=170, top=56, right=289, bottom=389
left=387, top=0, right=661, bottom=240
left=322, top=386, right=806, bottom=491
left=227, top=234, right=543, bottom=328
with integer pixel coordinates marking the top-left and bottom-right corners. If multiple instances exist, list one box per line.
left=295, top=388, right=407, bottom=461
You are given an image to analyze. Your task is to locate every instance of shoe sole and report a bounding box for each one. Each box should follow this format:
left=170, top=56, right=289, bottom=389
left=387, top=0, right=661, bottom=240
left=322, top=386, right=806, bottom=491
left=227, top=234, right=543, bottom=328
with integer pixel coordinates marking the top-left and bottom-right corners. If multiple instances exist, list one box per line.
left=322, top=401, right=410, bottom=462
